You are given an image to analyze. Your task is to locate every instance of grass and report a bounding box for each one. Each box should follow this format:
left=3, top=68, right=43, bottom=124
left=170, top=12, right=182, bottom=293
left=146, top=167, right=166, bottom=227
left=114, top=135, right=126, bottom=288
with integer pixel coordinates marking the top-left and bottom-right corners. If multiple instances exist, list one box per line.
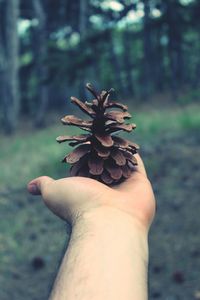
left=0, top=103, right=199, bottom=191
left=134, top=103, right=200, bottom=139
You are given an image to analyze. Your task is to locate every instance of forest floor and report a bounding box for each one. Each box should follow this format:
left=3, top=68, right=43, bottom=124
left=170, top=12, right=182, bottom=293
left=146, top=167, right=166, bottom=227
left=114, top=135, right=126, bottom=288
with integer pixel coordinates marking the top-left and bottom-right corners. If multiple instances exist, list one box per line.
left=0, top=103, right=200, bottom=300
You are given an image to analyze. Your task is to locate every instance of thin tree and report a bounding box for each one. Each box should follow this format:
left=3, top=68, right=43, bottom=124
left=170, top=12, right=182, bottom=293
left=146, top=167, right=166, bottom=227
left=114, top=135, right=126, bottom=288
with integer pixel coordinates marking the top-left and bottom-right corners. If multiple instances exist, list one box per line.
left=32, top=0, right=49, bottom=128
left=78, top=0, right=88, bottom=99
left=108, top=30, right=126, bottom=96
left=1, top=0, right=20, bottom=134
left=142, top=0, right=154, bottom=99
left=122, top=28, right=135, bottom=96
left=165, top=0, right=184, bottom=99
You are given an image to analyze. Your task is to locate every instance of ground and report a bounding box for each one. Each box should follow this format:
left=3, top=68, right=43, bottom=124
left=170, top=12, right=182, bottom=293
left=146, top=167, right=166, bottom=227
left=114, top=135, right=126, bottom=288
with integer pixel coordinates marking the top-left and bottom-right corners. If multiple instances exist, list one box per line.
left=0, top=103, right=199, bottom=300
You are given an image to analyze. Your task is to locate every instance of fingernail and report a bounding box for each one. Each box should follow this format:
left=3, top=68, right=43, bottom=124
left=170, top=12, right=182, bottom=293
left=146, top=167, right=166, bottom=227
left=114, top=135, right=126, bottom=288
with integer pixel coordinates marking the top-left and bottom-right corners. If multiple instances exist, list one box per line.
left=28, top=184, right=40, bottom=195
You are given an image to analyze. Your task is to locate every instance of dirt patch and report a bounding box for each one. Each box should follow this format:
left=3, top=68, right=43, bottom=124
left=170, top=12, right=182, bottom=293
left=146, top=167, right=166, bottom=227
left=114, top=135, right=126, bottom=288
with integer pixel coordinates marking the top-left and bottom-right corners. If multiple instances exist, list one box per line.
left=147, top=131, right=200, bottom=299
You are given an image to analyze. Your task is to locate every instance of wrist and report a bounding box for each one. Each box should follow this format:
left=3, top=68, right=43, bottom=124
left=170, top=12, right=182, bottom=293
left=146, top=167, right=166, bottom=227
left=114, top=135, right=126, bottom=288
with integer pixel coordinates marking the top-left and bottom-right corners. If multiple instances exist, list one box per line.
left=73, top=206, right=149, bottom=260
left=78, top=206, right=149, bottom=236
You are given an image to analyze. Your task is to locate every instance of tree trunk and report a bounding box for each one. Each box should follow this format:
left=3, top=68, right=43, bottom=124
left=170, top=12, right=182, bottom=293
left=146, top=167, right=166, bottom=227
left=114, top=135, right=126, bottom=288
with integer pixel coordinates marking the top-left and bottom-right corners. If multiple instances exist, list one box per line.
left=166, top=0, right=183, bottom=100
left=122, top=29, right=135, bottom=96
left=78, top=0, right=88, bottom=99
left=108, top=32, right=126, bottom=96
left=0, top=2, right=6, bottom=126
left=142, top=0, right=153, bottom=99
left=79, top=0, right=87, bottom=35
left=0, top=52, right=7, bottom=131
left=154, top=25, right=164, bottom=92
left=1, top=0, right=20, bottom=134
left=33, top=0, right=49, bottom=128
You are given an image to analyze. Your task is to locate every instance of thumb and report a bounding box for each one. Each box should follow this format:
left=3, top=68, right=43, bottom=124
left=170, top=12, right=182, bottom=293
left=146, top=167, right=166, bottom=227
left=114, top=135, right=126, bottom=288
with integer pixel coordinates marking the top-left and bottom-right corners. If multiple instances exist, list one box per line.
left=27, top=176, right=55, bottom=195
left=27, top=176, right=75, bottom=222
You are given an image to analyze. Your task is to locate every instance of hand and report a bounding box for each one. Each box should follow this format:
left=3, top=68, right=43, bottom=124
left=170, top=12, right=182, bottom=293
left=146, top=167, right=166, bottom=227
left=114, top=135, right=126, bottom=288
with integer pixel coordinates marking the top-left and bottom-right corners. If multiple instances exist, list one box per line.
left=27, top=154, right=155, bottom=230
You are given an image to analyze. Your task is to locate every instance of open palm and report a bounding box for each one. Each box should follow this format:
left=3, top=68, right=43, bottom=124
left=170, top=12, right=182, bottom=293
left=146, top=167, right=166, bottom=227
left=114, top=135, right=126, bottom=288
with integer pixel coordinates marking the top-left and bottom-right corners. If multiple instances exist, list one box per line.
left=27, top=154, right=155, bottom=230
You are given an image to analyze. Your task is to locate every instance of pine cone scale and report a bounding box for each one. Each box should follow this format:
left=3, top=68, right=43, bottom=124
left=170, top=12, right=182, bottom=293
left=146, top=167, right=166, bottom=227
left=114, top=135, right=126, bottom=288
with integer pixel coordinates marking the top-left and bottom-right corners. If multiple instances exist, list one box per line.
left=105, top=162, right=123, bottom=180
left=105, top=102, right=128, bottom=111
left=111, top=148, right=126, bottom=166
left=127, top=141, right=140, bottom=150
left=106, top=123, right=136, bottom=134
left=105, top=111, right=131, bottom=124
left=70, top=156, right=88, bottom=176
left=56, top=134, right=90, bottom=143
left=93, top=143, right=111, bottom=158
left=71, top=97, right=96, bottom=117
left=88, top=155, right=104, bottom=175
left=112, top=136, right=129, bottom=148
left=79, top=126, right=92, bottom=132
left=61, top=115, right=92, bottom=128
left=95, top=134, right=114, bottom=147
left=64, top=144, right=91, bottom=164
left=121, top=165, right=132, bottom=178
left=101, top=171, right=113, bottom=185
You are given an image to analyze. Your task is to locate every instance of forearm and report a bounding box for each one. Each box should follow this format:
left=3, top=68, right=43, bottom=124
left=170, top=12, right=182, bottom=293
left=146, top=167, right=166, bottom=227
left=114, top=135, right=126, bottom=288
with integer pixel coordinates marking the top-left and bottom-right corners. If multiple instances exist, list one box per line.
left=49, top=208, right=149, bottom=300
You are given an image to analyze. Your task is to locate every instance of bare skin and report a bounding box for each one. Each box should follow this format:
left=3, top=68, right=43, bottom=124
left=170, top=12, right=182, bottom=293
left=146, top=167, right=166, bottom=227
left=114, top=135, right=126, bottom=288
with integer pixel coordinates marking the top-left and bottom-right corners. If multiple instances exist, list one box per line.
left=27, top=154, right=155, bottom=300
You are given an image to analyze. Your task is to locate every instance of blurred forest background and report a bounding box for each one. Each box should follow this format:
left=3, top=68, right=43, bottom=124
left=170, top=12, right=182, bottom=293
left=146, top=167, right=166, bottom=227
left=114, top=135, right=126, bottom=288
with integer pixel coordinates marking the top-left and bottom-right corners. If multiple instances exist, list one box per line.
left=0, top=0, right=200, bottom=300
left=0, top=0, right=200, bottom=133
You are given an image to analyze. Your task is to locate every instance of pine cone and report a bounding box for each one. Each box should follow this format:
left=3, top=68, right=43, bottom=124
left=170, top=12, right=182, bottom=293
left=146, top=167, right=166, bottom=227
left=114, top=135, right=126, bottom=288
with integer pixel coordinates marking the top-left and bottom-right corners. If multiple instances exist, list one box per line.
left=56, top=83, right=139, bottom=185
